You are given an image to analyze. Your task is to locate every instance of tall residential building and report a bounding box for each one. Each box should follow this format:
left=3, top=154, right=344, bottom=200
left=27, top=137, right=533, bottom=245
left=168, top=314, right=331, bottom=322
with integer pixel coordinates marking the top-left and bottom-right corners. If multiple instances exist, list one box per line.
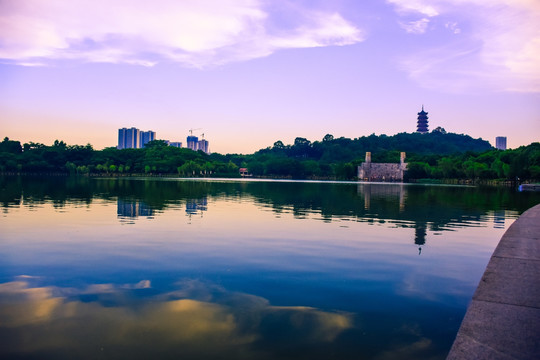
left=169, top=142, right=182, bottom=148
left=139, top=131, right=156, bottom=148
left=197, top=139, right=209, bottom=154
left=416, top=106, right=429, bottom=133
left=495, top=136, right=507, bottom=150
left=118, top=128, right=125, bottom=149
left=187, top=136, right=198, bottom=151
left=118, top=127, right=140, bottom=149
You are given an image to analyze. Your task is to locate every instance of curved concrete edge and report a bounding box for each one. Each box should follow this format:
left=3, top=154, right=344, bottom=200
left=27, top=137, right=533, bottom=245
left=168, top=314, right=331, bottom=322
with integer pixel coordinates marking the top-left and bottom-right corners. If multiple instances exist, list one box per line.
left=447, top=204, right=540, bottom=360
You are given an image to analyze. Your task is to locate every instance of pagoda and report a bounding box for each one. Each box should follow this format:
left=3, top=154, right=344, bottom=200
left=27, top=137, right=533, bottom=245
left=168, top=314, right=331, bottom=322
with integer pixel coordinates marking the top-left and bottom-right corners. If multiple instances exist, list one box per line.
left=417, top=106, right=429, bottom=133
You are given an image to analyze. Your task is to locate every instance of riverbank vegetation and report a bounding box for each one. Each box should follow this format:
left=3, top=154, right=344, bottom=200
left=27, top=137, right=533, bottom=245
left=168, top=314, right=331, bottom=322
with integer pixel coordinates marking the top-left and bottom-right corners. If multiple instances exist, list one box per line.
left=1, top=133, right=538, bottom=181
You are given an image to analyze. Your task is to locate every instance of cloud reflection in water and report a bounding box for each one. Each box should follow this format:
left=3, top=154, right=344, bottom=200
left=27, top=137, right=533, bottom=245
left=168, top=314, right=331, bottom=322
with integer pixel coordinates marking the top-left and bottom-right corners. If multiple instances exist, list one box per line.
left=0, top=277, right=351, bottom=360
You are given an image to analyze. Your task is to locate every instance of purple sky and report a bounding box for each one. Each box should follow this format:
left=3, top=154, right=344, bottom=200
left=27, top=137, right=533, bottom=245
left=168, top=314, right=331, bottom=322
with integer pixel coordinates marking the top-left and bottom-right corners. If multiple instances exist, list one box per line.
left=1, top=0, right=539, bottom=153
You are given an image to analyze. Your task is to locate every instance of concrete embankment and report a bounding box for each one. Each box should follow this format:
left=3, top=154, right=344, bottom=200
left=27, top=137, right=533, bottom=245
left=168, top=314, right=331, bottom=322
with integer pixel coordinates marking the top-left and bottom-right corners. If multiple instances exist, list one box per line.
left=447, top=204, right=540, bottom=360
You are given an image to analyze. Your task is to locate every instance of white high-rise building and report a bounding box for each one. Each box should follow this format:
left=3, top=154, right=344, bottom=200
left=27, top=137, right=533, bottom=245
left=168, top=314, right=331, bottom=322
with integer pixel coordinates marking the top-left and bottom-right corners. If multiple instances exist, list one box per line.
left=118, top=128, right=157, bottom=149
left=118, top=127, right=140, bottom=149
left=187, top=136, right=198, bottom=151
left=139, top=131, right=156, bottom=148
left=197, top=139, right=209, bottom=154
left=495, top=136, right=507, bottom=150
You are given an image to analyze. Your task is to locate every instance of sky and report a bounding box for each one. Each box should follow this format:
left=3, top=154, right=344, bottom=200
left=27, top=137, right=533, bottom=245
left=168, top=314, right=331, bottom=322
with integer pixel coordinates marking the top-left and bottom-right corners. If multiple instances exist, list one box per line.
left=1, top=0, right=539, bottom=154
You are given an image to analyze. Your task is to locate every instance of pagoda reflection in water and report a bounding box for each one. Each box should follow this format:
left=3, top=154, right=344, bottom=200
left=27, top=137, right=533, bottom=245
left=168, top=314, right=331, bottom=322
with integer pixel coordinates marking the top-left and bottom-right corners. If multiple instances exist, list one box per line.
left=359, top=184, right=426, bottom=254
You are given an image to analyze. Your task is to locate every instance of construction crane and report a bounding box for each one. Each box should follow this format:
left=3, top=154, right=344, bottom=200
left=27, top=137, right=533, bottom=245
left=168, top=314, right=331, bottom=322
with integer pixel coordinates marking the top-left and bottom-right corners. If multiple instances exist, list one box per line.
left=189, top=128, right=202, bottom=136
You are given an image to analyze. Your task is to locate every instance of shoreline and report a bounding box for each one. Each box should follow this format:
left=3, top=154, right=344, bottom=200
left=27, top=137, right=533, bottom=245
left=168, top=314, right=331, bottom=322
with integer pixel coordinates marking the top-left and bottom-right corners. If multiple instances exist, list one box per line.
left=447, top=204, right=540, bottom=359
left=0, top=172, right=533, bottom=187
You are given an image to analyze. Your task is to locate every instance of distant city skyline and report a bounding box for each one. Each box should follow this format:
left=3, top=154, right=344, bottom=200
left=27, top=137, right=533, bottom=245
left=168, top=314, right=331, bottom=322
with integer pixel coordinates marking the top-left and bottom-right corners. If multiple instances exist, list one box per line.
left=118, top=127, right=210, bottom=153
left=117, top=127, right=156, bottom=149
left=1, top=1, right=539, bottom=154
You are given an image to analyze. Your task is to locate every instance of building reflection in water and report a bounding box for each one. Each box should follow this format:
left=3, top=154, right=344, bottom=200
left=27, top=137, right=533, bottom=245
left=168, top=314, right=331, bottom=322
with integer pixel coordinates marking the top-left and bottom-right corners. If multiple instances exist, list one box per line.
left=117, top=199, right=154, bottom=219
left=186, top=197, right=208, bottom=219
left=359, top=184, right=426, bottom=254
left=361, top=183, right=406, bottom=212
left=116, top=197, right=209, bottom=222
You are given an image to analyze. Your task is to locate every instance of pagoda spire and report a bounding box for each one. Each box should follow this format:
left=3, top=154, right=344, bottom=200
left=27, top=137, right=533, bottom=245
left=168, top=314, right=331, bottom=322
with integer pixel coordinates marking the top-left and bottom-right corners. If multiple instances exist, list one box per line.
left=417, top=106, right=429, bottom=134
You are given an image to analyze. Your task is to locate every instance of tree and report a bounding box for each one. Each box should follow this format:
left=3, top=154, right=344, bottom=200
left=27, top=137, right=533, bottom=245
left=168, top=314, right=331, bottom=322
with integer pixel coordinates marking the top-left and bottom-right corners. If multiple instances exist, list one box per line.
left=23, top=142, right=45, bottom=151
left=323, top=134, right=334, bottom=142
left=529, top=165, right=540, bottom=179
left=0, top=137, right=22, bottom=154
left=53, top=140, right=67, bottom=149
left=247, top=161, right=264, bottom=176
left=202, top=162, right=214, bottom=175
left=294, top=137, right=311, bottom=147
left=438, top=157, right=457, bottom=178
left=226, top=161, right=238, bottom=174
left=407, top=162, right=430, bottom=179
left=144, top=140, right=169, bottom=148
left=432, top=127, right=447, bottom=134
left=303, top=160, right=321, bottom=177
left=332, top=162, right=356, bottom=179
left=0, top=153, right=18, bottom=171
left=177, top=161, right=202, bottom=176
left=76, top=165, right=89, bottom=174
left=65, top=161, right=77, bottom=175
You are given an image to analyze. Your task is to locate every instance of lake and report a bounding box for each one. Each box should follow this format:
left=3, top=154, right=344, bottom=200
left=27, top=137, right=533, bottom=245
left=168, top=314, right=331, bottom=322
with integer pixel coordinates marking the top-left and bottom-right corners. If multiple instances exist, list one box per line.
left=1, top=176, right=539, bottom=359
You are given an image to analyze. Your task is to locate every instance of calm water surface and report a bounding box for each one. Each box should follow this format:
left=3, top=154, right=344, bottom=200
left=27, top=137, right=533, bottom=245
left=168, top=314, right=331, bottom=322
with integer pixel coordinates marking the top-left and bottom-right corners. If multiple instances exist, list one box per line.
left=1, top=176, right=539, bottom=360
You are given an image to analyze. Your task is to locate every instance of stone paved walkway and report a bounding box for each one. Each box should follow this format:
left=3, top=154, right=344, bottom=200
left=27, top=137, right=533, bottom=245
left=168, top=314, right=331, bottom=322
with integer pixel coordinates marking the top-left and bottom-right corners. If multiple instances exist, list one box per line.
left=447, top=204, right=540, bottom=360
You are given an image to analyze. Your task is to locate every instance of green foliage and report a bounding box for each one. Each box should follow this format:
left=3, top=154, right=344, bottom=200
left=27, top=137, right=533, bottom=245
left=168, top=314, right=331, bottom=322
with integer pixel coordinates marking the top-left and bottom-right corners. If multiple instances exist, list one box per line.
left=0, top=135, right=538, bottom=181
left=273, top=140, right=285, bottom=149
left=405, top=143, right=540, bottom=181
left=0, top=137, right=22, bottom=154
left=0, top=139, right=237, bottom=177
left=407, top=162, right=431, bottom=179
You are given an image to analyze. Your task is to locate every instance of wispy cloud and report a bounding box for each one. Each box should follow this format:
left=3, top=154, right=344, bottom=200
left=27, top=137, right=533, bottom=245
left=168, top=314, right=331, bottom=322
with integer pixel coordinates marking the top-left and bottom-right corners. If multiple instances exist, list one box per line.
left=445, top=22, right=461, bottom=34
left=0, top=0, right=364, bottom=68
left=389, top=0, right=540, bottom=92
left=399, top=18, right=430, bottom=34
left=386, top=0, right=439, bottom=17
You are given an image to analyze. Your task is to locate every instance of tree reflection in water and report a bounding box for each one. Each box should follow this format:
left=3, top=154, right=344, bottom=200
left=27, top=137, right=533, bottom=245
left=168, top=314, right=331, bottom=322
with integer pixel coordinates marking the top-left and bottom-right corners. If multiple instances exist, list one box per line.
left=1, top=176, right=539, bottom=359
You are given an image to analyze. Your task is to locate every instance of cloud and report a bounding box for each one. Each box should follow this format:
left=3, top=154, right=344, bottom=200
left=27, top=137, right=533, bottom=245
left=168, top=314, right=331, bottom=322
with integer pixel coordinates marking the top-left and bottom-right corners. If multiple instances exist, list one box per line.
left=386, top=0, right=439, bottom=17
left=445, top=22, right=461, bottom=34
left=79, top=280, right=151, bottom=294
left=0, top=0, right=364, bottom=68
left=398, top=18, right=430, bottom=34
left=0, top=279, right=352, bottom=358
left=389, top=0, right=540, bottom=92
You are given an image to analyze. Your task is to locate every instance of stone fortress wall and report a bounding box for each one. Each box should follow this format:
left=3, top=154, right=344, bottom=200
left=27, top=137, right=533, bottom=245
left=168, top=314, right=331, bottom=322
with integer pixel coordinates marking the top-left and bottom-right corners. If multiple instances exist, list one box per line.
left=358, top=152, right=408, bottom=181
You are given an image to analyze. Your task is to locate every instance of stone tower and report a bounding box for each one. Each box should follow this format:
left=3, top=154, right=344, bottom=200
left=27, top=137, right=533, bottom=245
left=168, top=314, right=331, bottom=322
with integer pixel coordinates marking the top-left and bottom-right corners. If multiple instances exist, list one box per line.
left=417, top=106, right=429, bottom=134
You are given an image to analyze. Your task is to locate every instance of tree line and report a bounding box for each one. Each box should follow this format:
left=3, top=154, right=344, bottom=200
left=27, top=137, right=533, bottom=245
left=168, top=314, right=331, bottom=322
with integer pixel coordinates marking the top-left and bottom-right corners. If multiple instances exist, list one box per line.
left=0, top=139, right=239, bottom=177
left=1, top=133, right=539, bottom=181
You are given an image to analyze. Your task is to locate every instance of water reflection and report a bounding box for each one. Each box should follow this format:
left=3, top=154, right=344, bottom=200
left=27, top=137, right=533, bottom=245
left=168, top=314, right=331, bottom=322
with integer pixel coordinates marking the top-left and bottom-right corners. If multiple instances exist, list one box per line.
left=493, top=209, right=506, bottom=229
left=0, top=277, right=352, bottom=360
left=186, top=197, right=208, bottom=216
left=117, top=199, right=154, bottom=219
left=1, top=176, right=534, bottom=253
left=1, top=176, right=539, bottom=359
left=1, top=177, right=535, bottom=230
